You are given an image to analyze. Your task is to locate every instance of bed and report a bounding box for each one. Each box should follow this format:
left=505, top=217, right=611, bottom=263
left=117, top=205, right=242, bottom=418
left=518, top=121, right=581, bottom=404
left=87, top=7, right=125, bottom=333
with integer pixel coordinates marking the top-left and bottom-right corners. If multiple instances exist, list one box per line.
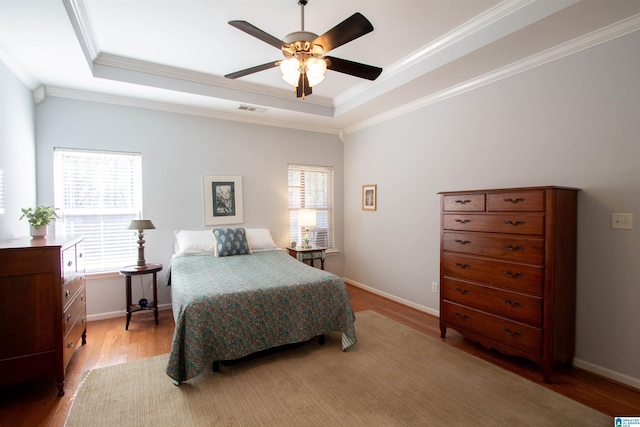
left=166, top=228, right=357, bottom=383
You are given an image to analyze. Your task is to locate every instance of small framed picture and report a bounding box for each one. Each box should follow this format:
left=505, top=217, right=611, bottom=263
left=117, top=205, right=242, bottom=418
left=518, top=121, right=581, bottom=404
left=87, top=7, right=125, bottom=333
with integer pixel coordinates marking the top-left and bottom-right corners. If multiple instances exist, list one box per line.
left=203, top=175, right=244, bottom=225
left=362, top=184, right=377, bottom=211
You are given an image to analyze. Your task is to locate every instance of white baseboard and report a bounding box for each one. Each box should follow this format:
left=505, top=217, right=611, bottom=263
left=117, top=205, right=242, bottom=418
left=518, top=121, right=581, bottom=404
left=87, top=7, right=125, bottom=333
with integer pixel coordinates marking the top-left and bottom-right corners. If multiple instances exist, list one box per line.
left=343, top=277, right=439, bottom=317
left=343, top=277, right=640, bottom=392
left=87, top=303, right=172, bottom=322
left=573, top=358, right=640, bottom=391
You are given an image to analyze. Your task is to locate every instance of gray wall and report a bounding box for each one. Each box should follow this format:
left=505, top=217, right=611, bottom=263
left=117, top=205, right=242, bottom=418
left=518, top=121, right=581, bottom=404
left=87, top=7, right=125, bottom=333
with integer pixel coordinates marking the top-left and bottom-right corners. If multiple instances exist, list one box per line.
left=0, top=61, right=36, bottom=240
left=344, top=31, right=640, bottom=387
left=35, top=98, right=344, bottom=319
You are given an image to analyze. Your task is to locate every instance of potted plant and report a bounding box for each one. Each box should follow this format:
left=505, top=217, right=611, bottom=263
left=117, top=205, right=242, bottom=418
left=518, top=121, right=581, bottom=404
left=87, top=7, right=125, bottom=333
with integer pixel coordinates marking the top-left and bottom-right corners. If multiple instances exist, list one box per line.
left=19, top=205, right=59, bottom=238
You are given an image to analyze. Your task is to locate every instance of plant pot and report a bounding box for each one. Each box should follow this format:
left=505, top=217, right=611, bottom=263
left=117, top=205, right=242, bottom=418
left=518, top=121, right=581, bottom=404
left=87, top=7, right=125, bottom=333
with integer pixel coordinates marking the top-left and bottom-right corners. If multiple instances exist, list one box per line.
left=30, top=225, right=47, bottom=239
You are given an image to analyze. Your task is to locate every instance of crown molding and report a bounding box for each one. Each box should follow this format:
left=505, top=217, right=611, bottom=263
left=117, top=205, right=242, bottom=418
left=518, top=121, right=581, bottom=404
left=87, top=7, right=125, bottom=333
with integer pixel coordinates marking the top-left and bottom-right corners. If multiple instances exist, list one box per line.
left=43, top=11, right=640, bottom=139
left=33, top=85, right=46, bottom=105
left=335, top=0, right=583, bottom=117
left=64, top=0, right=336, bottom=114
left=94, top=53, right=333, bottom=110
left=91, top=58, right=335, bottom=117
left=344, top=12, right=640, bottom=135
left=334, top=0, right=537, bottom=107
left=62, top=0, right=100, bottom=66
left=44, top=86, right=341, bottom=136
left=0, top=39, right=40, bottom=90
left=58, top=0, right=640, bottom=137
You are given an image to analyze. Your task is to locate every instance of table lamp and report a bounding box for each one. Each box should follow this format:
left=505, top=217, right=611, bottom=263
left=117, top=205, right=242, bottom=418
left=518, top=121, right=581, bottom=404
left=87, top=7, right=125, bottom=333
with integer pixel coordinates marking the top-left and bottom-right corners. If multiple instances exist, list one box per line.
left=128, top=219, right=155, bottom=269
left=298, top=209, right=316, bottom=248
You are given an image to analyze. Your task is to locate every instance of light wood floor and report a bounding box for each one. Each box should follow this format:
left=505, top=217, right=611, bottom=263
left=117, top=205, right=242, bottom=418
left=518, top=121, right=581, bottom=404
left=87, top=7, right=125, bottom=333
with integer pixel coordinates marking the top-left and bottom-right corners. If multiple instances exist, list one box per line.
left=1, top=284, right=638, bottom=427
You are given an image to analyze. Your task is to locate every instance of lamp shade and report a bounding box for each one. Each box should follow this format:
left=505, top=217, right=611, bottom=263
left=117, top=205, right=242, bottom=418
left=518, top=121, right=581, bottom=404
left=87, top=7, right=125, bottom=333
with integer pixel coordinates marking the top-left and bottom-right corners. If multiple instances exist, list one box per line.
left=128, top=219, right=156, bottom=230
left=298, top=209, right=317, bottom=227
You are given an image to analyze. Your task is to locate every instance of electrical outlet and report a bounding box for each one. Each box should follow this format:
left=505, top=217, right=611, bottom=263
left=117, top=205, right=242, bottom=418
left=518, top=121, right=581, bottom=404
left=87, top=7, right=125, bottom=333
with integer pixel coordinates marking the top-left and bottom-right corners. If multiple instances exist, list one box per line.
left=431, top=282, right=438, bottom=293
left=612, top=213, right=633, bottom=230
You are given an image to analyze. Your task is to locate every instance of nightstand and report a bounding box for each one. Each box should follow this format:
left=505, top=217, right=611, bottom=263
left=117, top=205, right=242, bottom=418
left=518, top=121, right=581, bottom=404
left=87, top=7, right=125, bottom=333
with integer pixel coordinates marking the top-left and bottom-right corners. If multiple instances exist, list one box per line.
left=119, top=263, right=162, bottom=330
left=287, top=246, right=326, bottom=270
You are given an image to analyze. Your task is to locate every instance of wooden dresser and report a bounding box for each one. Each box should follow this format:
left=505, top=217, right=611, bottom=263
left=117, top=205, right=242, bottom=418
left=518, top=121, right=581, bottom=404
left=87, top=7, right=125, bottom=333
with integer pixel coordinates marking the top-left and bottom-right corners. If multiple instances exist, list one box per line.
left=438, top=186, right=578, bottom=382
left=0, top=235, right=86, bottom=396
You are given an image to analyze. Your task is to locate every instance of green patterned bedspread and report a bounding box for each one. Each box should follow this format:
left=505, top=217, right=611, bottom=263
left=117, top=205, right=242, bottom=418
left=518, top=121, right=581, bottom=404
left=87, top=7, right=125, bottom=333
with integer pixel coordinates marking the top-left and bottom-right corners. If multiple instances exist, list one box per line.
left=166, top=250, right=357, bottom=383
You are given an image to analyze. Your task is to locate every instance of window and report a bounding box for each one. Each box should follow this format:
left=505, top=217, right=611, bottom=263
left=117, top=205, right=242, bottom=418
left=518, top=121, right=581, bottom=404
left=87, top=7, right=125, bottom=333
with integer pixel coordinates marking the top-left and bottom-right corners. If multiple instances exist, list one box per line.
left=288, top=164, right=334, bottom=250
left=54, top=148, right=142, bottom=273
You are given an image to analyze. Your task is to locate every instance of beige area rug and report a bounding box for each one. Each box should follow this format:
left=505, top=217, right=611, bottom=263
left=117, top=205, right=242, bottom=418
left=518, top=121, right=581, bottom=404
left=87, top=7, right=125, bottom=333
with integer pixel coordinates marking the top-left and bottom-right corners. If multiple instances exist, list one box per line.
left=65, top=310, right=610, bottom=427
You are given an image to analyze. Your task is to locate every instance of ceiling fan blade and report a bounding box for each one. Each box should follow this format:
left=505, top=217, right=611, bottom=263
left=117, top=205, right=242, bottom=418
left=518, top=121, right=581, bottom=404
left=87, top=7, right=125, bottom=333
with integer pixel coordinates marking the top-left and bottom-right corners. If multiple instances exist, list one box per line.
left=225, top=61, right=279, bottom=79
left=228, top=21, right=283, bottom=49
left=325, top=56, right=382, bottom=81
left=312, top=13, right=374, bottom=54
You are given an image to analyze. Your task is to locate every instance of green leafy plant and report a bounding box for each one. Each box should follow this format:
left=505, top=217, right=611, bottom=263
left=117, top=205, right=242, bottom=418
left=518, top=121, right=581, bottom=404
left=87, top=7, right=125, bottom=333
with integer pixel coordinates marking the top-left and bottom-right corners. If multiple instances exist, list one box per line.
left=19, top=205, right=59, bottom=228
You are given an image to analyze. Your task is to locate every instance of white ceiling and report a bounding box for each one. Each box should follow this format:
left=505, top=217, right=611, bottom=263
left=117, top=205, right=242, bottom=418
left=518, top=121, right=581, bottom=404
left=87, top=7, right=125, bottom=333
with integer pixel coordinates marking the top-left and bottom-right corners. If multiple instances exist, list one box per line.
left=1, top=0, right=640, bottom=137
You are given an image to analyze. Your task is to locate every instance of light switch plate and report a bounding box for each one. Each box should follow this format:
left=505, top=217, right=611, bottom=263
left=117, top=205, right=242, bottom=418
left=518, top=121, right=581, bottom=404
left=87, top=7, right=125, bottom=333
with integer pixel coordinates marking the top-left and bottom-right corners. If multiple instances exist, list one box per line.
left=612, top=213, right=633, bottom=229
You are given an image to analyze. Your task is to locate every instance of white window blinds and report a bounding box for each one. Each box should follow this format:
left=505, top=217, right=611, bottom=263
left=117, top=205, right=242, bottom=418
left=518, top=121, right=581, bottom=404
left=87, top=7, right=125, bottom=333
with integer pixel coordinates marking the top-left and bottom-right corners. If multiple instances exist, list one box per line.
left=288, top=164, right=334, bottom=250
left=54, top=148, right=142, bottom=273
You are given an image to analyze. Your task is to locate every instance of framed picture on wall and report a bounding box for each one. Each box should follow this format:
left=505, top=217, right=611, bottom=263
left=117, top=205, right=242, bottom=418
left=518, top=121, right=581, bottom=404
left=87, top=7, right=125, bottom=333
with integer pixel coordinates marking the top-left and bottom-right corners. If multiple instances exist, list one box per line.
left=362, top=184, right=377, bottom=211
left=204, top=175, right=243, bottom=225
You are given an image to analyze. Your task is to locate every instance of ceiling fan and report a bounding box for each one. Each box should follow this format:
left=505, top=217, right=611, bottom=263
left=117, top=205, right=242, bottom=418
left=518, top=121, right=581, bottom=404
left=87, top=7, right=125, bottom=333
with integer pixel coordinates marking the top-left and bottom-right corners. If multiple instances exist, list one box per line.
left=225, top=0, right=383, bottom=99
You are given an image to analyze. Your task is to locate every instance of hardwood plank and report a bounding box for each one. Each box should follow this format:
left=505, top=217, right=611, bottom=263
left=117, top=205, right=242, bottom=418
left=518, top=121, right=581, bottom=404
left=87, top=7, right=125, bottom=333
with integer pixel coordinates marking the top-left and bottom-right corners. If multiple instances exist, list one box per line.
left=0, top=286, right=638, bottom=427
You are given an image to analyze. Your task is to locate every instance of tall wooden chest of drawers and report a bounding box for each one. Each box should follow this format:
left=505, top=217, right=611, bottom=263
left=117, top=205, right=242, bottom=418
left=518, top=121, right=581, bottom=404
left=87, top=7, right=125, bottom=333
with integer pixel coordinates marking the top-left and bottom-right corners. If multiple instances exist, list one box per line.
left=0, top=235, right=86, bottom=396
left=438, top=187, right=578, bottom=382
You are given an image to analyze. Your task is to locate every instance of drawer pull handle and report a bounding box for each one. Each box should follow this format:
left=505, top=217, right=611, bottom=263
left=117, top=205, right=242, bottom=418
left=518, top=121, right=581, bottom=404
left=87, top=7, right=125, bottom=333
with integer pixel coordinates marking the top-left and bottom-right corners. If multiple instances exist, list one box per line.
left=82, top=317, right=86, bottom=323
left=455, top=312, right=470, bottom=320
left=503, top=299, right=524, bottom=308
left=455, top=199, right=472, bottom=205
left=455, top=239, right=471, bottom=245
left=503, top=197, right=525, bottom=204
left=503, top=220, right=525, bottom=226
left=66, top=314, right=72, bottom=321
left=67, top=261, right=73, bottom=267
left=503, top=270, right=524, bottom=278
left=503, top=244, right=524, bottom=251
left=455, top=219, right=471, bottom=224
left=455, top=263, right=471, bottom=269
left=78, top=253, right=84, bottom=258
left=67, top=341, right=74, bottom=348
left=65, top=290, right=70, bottom=297
left=455, top=287, right=470, bottom=295
left=502, top=327, right=523, bottom=337
left=81, top=294, right=85, bottom=301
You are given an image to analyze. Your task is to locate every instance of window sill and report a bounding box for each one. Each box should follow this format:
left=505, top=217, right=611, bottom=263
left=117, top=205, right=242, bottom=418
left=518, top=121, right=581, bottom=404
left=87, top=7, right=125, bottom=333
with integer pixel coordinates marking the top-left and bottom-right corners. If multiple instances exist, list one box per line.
left=86, top=270, right=121, bottom=280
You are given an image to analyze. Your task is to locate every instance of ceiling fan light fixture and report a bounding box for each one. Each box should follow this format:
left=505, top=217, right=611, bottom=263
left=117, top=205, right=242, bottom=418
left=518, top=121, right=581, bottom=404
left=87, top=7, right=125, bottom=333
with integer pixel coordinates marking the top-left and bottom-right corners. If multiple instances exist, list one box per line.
left=280, top=56, right=326, bottom=88
left=306, top=57, right=327, bottom=87
left=306, top=57, right=326, bottom=76
left=307, top=73, right=324, bottom=87
left=280, top=57, right=301, bottom=86
left=226, top=0, right=382, bottom=98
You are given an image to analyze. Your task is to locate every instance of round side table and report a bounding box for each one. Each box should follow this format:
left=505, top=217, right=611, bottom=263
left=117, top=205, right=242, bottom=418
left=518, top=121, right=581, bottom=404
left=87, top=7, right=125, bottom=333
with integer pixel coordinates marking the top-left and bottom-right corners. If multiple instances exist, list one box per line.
left=119, top=263, right=163, bottom=330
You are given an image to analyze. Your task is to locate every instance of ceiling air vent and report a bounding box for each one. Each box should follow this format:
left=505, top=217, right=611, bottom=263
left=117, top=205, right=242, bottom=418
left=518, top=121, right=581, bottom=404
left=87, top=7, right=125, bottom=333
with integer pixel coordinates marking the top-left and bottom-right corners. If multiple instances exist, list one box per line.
left=238, top=105, right=268, bottom=113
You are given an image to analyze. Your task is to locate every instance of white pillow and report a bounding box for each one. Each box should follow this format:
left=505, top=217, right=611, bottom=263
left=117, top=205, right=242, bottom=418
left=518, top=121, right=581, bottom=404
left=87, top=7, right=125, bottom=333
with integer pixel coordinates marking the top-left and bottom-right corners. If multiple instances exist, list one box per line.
left=245, top=228, right=280, bottom=252
left=174, top=230, right=216, bottom=254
